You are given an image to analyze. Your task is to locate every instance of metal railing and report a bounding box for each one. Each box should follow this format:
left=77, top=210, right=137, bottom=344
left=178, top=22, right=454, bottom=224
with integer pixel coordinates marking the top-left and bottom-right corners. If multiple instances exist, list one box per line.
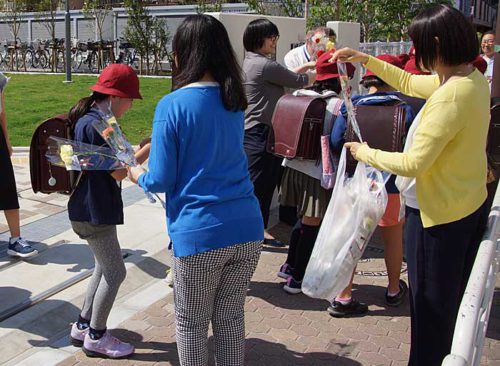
left=359, top=41, right=412, bottom=57
left=442, top=186, right=500, bottom=366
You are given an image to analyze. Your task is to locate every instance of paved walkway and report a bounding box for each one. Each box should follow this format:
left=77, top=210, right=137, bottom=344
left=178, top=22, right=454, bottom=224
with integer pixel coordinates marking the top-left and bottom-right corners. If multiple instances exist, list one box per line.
left=1, top=154, right=499, bottom=366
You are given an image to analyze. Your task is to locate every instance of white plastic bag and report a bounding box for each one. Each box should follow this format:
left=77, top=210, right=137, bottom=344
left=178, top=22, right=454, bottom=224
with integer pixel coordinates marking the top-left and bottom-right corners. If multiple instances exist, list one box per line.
left=302, top=147, right=388, bottom=300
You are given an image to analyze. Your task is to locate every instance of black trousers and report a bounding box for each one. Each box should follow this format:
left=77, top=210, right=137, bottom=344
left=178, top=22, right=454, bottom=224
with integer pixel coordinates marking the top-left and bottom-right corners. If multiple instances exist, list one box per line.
left=405, top=201, right=489, bottom=366
left=243, top=124, right=282, bottom=228
left=0, top=125, right=19, bottom=211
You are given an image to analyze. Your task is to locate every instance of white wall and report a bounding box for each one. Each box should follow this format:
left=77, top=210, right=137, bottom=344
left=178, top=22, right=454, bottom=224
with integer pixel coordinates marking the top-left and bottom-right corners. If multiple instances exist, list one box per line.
left=209, top=13, right=306, bottom=65
left=327, top=21, right=361, bottom=88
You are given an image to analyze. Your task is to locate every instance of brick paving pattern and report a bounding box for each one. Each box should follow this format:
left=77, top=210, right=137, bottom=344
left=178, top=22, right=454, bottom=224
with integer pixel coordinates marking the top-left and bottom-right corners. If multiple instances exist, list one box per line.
left=3, top=160, right=498, bottom=366
left=55, top=223, right=500, bottom=366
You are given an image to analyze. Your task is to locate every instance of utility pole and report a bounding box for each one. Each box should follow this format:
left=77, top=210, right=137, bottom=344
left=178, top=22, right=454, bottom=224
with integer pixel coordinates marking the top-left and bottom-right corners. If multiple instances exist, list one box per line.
left=304, top=0, right=309, bottom=24
left=64, top=0, right=73, bottom=83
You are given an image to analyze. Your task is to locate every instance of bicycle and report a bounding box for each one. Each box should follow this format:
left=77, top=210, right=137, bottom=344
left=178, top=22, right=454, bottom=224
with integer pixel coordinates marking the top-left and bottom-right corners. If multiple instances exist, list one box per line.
left=116, top=39, right=138, bottom=69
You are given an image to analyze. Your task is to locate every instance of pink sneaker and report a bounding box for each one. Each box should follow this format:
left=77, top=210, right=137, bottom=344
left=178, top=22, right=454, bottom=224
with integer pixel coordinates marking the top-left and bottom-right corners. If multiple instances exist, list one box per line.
left=83, top=331, right=134, bottom=359
left=277, top=263, right=293, bottom=279
left=70, top=323, right=88, bottom=347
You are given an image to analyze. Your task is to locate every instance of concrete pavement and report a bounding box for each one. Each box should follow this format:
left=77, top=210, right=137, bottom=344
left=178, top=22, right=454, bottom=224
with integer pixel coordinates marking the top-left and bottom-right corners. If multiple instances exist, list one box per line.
left=0, top=153, right=498, bottom=366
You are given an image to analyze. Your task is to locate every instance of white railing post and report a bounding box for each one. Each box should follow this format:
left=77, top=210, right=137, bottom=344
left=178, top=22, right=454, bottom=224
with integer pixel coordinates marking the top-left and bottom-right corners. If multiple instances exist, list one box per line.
left=441, top=186, right=500, bottom=366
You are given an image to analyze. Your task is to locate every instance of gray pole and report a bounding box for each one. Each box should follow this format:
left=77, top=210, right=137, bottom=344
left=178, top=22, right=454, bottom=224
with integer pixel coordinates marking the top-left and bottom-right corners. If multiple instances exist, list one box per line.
left=64, top=0, right=72, bottom=83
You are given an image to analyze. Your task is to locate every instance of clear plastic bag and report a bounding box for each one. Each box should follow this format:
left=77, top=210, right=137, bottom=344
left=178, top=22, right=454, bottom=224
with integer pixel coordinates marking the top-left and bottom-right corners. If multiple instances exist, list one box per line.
left=46, top=136, right=124, bottom=171
left=302, top=146, right=388, bottom=300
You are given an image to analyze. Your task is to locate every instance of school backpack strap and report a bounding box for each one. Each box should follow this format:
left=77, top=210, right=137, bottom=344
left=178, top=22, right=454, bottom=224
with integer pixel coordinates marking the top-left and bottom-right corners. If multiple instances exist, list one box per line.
left=267, top=94, right=327, bottom=160
left=344, top=103, right=406, bottom=176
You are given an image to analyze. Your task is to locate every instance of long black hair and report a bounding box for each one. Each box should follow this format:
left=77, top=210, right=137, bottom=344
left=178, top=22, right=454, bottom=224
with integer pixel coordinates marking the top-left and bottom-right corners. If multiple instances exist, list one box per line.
left=171, top=14, right=247, bottom=112
left=68, top=91, right=109, bottom=130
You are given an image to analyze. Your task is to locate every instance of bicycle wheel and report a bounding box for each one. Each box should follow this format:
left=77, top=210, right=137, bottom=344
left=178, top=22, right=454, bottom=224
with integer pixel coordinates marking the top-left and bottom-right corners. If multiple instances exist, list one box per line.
left=38, top=51, right=49, bottom=69
left=15, top=49, right=25, bottom=71
left=89, top=51, right=100, bottom=73
left=127, top=51, right=139, bottom=70
left=71, top=50, right=83, bottom=72
left=56, top=50, right=65, bottom=71
left=24, top=49, right=34, bottom=69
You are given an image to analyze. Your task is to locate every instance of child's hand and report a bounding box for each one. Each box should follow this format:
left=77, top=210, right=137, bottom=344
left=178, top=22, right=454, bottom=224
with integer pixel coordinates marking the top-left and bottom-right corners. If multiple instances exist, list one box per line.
left=127, top=165, right=146, bottom=184
left=139, top=137, right=151, bottom=149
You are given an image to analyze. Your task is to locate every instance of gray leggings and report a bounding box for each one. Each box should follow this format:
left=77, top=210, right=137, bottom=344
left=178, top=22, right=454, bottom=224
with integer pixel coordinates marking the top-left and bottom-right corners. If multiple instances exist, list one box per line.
left=71, top=221, right=126, bottom=330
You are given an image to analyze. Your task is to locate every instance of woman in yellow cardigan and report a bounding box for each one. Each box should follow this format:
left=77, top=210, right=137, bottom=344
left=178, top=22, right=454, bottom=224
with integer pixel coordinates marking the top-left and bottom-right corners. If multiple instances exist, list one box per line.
left=332, top=5, right=489, bottom=366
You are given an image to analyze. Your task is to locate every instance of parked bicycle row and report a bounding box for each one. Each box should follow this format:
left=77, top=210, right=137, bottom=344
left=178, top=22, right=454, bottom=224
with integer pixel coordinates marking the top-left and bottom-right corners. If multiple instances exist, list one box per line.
left=0, top=38, right=172, bottom=75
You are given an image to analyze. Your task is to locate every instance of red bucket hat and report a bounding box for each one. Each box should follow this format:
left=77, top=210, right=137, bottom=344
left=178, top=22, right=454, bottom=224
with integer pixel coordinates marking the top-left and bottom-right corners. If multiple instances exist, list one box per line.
left=315, top=50, right=355, bottom=81
left=91, top=64, right=142, bottom=99
left=363, top=54, right=404, bottom=79
left=403, top=57, right=431, bottom=75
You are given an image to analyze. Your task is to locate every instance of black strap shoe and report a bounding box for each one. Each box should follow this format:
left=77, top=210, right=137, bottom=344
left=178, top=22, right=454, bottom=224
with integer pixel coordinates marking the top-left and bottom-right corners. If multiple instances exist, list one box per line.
left=385, top=279, right=408, bottom=307
left=327, top=299, right=368, bottom=318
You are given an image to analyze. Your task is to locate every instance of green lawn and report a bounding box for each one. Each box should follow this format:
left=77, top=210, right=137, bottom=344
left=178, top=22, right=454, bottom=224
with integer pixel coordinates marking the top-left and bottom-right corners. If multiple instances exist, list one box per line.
left=3, top=73, right=172, bottom=146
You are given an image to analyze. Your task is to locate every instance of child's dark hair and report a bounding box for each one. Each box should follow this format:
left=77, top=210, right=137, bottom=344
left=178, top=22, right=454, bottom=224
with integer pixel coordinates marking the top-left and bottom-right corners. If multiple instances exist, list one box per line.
left=172, top=14, right=247, bottom=112
left=361, top=76, right=388, bottom=90
left=310, top=79, right=341, bottom=94
left=68, top=91, right=109, bottom=129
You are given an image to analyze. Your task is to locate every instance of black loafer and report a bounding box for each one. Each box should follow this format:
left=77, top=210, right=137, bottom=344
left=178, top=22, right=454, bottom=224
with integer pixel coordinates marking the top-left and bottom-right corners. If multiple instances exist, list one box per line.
left=327, top=299, right=368, bottom=318
left=385, top=279, right=408, bottom=307
left=263, top=238, right=286, bottom=247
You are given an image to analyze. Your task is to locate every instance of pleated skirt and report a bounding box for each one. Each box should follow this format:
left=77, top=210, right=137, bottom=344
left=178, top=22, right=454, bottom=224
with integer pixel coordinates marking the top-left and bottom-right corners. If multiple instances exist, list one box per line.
left=280, top=167, right=331, bottom=219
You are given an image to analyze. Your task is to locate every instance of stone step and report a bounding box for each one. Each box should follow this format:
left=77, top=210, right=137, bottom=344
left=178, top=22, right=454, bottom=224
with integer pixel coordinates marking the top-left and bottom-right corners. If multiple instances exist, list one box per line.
left=0, top=198, right=172, bottom=365
left=0, top=241, right=172, bottom=365
left=0, top=198, right=167, bottom=318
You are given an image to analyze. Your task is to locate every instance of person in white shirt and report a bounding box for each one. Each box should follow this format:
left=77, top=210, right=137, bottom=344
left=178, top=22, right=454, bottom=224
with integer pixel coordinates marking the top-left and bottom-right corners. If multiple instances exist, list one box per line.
left=481, top=31, right=495, bottom=88
left=284, top=26, right=336, bottom=75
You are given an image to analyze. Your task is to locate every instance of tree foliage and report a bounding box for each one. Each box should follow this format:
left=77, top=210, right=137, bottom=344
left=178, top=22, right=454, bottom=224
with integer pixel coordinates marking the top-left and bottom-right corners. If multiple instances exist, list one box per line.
left=35, top=0, right=62, bottom=41
left=35, top=0, right=63, bottom=71
left=123, top=0, right=170, bottom=75
left=247, top=0, right=454, bottom=42
left=0, top=0, right=29, bottom=41
left=82, top=0, right=113, bottom=42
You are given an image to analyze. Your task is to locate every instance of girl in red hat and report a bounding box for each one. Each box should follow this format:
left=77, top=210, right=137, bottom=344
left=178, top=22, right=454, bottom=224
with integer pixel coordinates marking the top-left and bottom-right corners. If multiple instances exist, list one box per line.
left=278, top=50, right=356, bottom=297
left=67, top=64, right=150, bottom=359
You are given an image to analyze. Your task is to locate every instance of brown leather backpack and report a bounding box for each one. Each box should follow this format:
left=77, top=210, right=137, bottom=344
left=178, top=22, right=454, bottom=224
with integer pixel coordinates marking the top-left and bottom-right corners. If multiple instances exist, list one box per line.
left=29, top=114, right=80, bottom=195
left=345, top=103, right=406, bottom=175
left=267, top=94, right=326, bottom=160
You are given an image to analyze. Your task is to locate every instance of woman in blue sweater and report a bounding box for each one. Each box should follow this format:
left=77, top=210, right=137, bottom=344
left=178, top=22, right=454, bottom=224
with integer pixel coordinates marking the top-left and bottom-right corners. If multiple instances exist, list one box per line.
left=128, top=15, right=264, bottom=365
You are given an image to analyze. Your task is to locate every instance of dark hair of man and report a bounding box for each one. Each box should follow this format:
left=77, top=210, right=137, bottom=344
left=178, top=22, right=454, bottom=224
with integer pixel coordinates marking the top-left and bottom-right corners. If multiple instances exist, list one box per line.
left=361, top=76, right=388, bottom=90
left=243, top=18, right=279, bottom=52
left=483, top=30, right=495, bottom=38
left=314, top=26, right=336, bottom=39
left=172, top=14, right=247, bottom=112
left=68, top=91, right=109, bottom=131
left=310, top=78, right=341, bottom=94
left=408, top=4, right=477, bottom=71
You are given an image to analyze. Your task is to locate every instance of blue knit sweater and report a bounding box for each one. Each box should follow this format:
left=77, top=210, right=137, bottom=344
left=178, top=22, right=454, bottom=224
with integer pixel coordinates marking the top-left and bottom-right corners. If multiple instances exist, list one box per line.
left=139, top=83, right=264, bottom=257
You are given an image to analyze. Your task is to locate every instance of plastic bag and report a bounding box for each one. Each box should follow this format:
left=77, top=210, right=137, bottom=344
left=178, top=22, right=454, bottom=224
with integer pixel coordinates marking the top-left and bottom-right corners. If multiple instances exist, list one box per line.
left=46, top=136, right=124, bottom=171
left=302, top=146, right=388, bottom=300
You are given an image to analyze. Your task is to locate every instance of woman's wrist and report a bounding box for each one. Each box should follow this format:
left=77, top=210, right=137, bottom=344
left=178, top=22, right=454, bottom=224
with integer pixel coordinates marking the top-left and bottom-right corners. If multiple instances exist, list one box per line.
left=360, top=54, right=370, bottom=65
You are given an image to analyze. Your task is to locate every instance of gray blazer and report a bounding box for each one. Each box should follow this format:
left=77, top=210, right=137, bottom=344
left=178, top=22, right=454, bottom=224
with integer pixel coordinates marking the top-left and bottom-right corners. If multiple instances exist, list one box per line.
left=243, top=51, right=309, bottom=130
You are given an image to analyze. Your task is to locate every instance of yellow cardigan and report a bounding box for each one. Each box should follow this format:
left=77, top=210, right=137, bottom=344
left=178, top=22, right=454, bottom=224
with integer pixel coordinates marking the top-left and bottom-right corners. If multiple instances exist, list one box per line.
left=356, top=56, right=489, bottom=228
